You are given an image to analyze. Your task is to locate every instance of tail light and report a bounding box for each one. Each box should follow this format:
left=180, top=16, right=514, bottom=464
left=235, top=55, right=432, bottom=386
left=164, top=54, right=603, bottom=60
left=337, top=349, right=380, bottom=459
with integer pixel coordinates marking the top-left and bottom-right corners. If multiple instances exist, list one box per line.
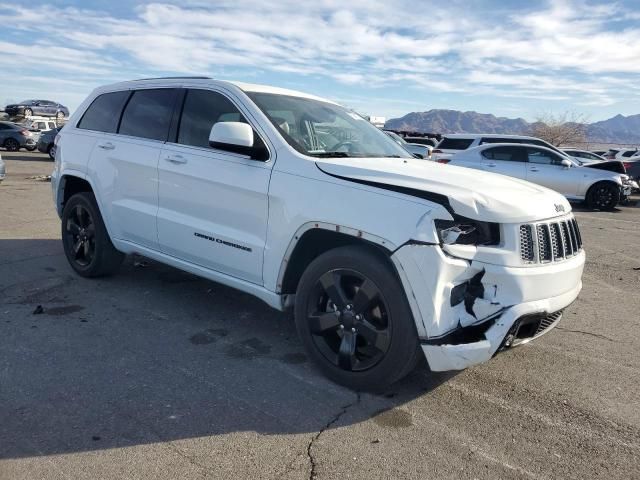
left=436, top=158, right=450, bottom=164
left=432, top=149, right=443, bottom=154
left=622, top=162, right=631, bottom=170
left=54, top=133, right=61, bottom=146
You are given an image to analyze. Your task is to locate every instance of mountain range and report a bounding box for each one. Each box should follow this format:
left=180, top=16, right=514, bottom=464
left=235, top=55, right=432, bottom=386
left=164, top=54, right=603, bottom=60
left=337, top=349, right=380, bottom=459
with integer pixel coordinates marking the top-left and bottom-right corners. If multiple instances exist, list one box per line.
left=385, top=110, right=640, bottom=145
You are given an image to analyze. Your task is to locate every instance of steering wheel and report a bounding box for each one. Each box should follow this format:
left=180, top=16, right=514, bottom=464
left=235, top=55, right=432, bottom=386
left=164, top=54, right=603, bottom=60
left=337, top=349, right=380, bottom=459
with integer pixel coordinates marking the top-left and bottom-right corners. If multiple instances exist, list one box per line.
left=331, top=140, right=356, bottom=152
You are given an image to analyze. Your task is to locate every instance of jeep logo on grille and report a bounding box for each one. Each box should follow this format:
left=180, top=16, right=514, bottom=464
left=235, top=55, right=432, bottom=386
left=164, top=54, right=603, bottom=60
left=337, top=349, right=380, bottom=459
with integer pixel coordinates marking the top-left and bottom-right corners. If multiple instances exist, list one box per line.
left=554, top=204, right=565, bottom=213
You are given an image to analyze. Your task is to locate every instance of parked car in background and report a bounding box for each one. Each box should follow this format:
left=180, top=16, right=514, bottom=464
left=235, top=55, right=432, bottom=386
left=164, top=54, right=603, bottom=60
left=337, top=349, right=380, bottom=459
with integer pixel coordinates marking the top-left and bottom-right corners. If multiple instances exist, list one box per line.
left=23, top=117, right=58, bottom=132
left=562, top=148, right=605, bottom=165
left=612, top=148, right=639, bottom=160
left=431, top=134, right=566, bottom=163
left=51, top=77, right=585, bottom=390
left=37, top=126, right=62, bottom=159
left=404, top=136, right=438, bottom=147
left=621, top=157, right=640, bottom=188
left=0, top=153, right=5, bottom=182
left=0, top=121, right=37, bottom=151
left=4, top=100, right=69, bottom=120
left=591, top=150, right=607, bottom=156
left=447, top=143, right=631, bottom=210
left=384, top=131, right=432, bottom=158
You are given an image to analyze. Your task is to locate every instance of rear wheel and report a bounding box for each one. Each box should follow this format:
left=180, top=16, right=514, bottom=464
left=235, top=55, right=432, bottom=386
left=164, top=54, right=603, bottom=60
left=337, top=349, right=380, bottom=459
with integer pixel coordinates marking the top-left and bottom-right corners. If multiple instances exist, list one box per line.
left=586, top=182, right=619, bottom=210
left=4, top=138, right=20, bottom=152
left=61, top=192, right=124, bottom=277
left=25, top=145, right=36, bottom=152
left=47, top=144, right=55, bottom=160
left=294, top=246, right=421, bottom=391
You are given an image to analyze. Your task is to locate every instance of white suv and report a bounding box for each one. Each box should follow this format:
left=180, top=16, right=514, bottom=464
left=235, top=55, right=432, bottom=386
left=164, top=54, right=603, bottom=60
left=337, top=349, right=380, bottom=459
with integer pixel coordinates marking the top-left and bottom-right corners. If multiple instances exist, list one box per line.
left=52, top=78, right=585, bottom=390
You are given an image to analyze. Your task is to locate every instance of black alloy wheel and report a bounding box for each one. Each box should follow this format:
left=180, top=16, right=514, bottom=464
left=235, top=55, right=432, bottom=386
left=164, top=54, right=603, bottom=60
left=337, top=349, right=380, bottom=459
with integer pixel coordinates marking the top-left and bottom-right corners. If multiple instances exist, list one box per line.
left=64, top=204, right=96, bottom=267
left=306, top=269, right=391, bottom=372
left=47, top=144, right=55, bottom=160
left=587, top=182, right=619, bottom=210
left=294, top=246, right=421, bottom=391
left=61, top=192, right=124, bottom=277
left=4, top=138, right=20, bottom=152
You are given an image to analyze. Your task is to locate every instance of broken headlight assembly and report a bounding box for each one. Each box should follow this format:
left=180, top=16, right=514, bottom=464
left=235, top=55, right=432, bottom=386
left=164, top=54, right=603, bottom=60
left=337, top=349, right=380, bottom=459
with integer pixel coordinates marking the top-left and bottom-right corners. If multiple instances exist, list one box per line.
left=434, top=216, right=500, bottom=246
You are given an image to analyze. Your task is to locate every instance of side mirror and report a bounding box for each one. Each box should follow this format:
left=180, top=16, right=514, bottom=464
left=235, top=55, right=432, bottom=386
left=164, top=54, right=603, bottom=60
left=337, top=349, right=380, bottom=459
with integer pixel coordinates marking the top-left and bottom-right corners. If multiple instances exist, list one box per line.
left=209, top=122, right=268, bottom=161
left=561, top=159, right=572, bottom=168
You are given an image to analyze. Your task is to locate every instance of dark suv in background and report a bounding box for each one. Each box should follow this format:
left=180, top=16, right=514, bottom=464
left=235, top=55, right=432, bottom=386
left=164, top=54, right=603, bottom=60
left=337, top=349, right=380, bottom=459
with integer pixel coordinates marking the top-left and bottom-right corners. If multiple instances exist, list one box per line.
left=4, top=100, right=69, bottom=120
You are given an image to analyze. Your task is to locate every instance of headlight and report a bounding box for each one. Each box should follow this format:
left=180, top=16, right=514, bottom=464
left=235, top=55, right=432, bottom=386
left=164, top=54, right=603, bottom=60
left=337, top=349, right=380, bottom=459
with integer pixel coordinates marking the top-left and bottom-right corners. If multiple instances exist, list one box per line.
left=435, top=215, right=500, bottom=246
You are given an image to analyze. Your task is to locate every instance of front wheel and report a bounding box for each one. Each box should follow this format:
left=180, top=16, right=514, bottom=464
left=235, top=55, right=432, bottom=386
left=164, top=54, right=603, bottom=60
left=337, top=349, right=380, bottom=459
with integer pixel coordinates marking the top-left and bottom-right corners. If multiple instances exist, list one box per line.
left=47, top=144, right=55, bottom=160
left=294, top=246, right=421, bottom=391
left=26, top=146, right=36, bottom=152
left=61, top=192, right=124, bottom=277
left=586, top=182, right=620, bottom=210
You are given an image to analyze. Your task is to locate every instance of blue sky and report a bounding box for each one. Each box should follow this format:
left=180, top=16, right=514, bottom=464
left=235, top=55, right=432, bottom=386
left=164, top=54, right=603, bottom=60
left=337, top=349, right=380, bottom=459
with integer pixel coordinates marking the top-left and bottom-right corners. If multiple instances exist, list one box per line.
left=1, top=0, right=639, bottom=122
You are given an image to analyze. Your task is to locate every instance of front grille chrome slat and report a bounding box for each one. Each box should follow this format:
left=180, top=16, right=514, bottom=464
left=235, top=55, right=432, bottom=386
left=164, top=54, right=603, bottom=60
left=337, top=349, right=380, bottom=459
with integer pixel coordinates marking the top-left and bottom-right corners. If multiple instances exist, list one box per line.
left=519, top=216, right=582, bottom=264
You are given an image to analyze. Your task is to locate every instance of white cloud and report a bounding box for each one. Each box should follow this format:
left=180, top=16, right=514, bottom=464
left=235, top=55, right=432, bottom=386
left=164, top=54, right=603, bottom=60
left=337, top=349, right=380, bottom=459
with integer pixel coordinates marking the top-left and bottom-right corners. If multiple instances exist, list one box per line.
left=0, top=0, right=639, bottom=114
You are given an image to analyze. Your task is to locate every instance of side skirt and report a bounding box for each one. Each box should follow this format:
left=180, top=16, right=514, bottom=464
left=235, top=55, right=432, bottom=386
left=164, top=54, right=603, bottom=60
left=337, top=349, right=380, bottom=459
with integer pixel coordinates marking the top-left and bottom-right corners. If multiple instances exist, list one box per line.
left=113, top=239, right=284, bottom=311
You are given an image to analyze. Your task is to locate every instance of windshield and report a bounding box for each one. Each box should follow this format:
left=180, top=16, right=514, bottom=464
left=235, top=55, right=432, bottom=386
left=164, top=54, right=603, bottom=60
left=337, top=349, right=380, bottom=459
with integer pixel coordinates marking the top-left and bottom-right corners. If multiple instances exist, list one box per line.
left=247, top=92, right=412, bottom=159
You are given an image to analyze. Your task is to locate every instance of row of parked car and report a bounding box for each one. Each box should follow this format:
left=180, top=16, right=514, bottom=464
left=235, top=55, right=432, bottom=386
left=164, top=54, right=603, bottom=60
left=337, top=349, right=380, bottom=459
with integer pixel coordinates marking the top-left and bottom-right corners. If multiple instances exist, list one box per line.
left=384, top=131, right=639, bottom=210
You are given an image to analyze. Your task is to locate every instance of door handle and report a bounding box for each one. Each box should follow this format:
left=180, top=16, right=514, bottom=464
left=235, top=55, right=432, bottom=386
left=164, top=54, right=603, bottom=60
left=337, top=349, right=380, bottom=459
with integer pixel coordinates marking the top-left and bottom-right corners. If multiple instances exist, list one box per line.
left=485, top=163, right=497, bottom=167
left=97, top=142, right=115, bottom=150
left=165, top=154, right=187, bottom=164
left=530, top=168, right=539, bottom=172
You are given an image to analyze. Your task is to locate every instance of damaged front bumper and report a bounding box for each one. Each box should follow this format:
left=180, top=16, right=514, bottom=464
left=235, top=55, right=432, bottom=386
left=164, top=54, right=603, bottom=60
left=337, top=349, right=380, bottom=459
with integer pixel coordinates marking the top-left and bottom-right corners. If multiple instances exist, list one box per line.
left=392, top=244, right=584, bottom=372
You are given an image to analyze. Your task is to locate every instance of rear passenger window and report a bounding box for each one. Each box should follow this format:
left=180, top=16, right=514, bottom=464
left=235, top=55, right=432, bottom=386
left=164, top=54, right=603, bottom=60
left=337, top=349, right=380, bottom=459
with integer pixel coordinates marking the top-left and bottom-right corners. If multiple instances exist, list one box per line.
left=119, top=89, right=177, bottom=141
left=481, top=146, right=524, bottom=161
left=77, top=91, right=130, bottom=133
left=177, top=89, right=247, bottom=148
left=437, top=138, right=474, bottom=150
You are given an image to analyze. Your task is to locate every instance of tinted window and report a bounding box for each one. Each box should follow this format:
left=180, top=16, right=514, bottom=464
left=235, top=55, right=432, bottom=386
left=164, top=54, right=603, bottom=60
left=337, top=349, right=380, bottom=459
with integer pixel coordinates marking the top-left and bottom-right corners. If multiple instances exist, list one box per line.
left=527, top=148, right=563, bottom=165
left=78, top=91, right=130, bottom=133
left=481, top=146, right=524, bottom=162
left=437, top=138, right=474, bottom=150
left=177, top=89, right=247, bottom=148
left=119, top=89, right=177, bottom=141
left=0, top=123, right=9, bottom=130
left=622, top=150, right=638, bottom=157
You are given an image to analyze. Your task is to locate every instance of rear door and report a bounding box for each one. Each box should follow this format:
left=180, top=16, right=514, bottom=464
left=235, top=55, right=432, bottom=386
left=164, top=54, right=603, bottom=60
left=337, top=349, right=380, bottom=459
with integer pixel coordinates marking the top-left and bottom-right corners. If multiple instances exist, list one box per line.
left=86, top=88, right=179, bottom=251
left=478, top=145, right=527, bottom=179
left=525, top=147, right=578, bottom=196
left=157, top=88, right=272, bottom=284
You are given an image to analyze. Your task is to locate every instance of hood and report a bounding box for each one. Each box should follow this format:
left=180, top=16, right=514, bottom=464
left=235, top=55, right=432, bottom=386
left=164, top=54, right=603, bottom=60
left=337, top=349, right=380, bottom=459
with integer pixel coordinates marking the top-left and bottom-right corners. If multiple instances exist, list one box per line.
left=316, top=157, right=571, bottom=223
left=583, top=160, right=625, bottom=174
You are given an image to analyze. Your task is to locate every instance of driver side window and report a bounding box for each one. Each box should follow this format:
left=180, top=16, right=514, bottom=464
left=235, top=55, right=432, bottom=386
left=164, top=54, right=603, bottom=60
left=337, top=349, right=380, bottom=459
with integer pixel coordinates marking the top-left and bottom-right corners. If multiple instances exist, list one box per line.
left=177, top=89, right=248, bottom=149
left=527, top=147, right=563, bottom=165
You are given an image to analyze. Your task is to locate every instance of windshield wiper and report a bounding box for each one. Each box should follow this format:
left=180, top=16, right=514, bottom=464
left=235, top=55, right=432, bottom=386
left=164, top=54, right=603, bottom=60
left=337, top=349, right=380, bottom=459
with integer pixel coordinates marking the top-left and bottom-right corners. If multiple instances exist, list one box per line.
left=308, top=152, right=354, bottom=158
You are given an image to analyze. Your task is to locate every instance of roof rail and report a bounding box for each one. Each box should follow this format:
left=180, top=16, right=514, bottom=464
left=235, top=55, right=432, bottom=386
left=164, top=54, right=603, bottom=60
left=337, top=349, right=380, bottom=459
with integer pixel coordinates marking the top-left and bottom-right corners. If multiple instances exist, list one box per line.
left=131, top=76, right=212, bottom=81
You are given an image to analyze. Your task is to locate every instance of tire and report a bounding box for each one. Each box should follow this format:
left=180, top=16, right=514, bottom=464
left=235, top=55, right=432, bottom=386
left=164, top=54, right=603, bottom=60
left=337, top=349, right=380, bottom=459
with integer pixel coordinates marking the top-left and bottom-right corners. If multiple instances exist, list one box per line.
left=56, top=111, right=65, bottom=120
left=26, top=146, right=36, bottom=152
left=47, top=144, right=55, bottom=160
left=4, top=138, right=20, bottom=152
left=294, top=246, right=421, bottom=392
left=24, top=108, right=32, bottom=117
left=61, top=192, right=124, bottom=277
left=586, top=182, right=620, bottom=210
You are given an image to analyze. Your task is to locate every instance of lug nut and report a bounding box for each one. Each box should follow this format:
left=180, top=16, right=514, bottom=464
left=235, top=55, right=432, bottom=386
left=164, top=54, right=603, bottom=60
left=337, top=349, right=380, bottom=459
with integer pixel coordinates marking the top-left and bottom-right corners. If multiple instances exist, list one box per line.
left=355, top=315, right=361, bottom=320
left=340, top=324, right=344, bottom=329
left=351, top=328, right=356, bottom=333
left=346, top=305, right=352, bottom=310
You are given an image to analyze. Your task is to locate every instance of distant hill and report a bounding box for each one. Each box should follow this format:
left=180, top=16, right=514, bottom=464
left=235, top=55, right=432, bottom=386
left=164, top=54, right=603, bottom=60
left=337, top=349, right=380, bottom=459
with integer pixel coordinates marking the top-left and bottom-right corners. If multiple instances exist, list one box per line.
left=385, top=109, right=640, bottom=144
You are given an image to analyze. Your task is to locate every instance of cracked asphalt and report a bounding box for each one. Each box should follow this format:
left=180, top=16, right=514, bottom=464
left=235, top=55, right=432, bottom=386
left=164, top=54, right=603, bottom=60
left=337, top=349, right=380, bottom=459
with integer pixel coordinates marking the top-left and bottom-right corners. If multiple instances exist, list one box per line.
left=1, top=151, right=639, bottom=480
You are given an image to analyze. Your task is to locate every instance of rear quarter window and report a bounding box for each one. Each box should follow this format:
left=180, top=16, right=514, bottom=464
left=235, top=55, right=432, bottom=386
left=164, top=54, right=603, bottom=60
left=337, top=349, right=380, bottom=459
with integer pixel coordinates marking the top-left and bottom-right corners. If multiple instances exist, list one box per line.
left=77, top=91, right=130, bottom=133
left=437, top=138, right=474, bottom=150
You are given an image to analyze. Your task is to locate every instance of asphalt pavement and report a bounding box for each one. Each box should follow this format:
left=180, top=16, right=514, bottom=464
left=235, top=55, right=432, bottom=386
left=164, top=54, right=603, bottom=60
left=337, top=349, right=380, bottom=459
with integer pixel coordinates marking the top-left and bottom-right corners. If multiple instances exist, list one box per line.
left=1, top=151, right=639, bottom=479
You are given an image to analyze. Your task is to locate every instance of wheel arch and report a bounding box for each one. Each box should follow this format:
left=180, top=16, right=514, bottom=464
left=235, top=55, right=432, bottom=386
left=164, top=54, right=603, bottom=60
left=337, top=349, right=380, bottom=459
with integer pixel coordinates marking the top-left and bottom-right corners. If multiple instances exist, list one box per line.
left=277, top=222, right=399, bottom=297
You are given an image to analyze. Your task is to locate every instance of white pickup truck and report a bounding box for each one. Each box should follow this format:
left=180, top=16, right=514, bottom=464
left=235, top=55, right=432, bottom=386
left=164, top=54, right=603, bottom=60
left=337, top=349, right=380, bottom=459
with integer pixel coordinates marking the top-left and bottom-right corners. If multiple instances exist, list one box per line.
left=52, top=77, right=585, bottom=390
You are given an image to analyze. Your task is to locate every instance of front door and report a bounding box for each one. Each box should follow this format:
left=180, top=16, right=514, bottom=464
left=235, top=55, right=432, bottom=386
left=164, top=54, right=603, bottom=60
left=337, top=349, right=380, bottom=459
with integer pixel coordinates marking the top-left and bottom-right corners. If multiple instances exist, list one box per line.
left=525, top=147, right=578, bottom=196
left=157, top=88, right=272, bottom=285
